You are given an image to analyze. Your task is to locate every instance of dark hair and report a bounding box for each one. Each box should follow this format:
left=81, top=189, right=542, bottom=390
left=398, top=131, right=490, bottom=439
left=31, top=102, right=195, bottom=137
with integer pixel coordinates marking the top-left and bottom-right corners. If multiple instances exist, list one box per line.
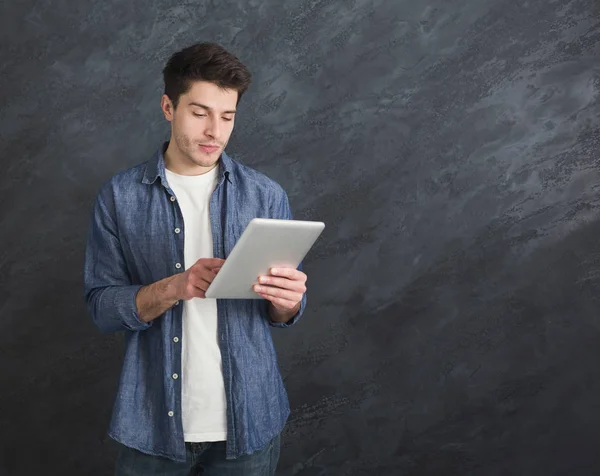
left=162, top=42, right=252, bottom=108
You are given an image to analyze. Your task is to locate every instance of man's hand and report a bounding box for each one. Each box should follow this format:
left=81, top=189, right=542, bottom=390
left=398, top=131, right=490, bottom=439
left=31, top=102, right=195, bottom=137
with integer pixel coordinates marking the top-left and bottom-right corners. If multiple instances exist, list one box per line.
left=136, top=258, right=224, bottom=323
left=173, top=258, right=225, bottom=300
left=253, top=267, right=307, bottom=322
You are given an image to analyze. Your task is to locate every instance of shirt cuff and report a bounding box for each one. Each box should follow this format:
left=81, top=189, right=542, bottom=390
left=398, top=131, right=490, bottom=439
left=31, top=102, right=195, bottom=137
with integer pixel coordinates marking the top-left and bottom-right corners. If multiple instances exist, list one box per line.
left=268, top=293, right=306, bottom=328
left=113, top=285, right=153, bottom=331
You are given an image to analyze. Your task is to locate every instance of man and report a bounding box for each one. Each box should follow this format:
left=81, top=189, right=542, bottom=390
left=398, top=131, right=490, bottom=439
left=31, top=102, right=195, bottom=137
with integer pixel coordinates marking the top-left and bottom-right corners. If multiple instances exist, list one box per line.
left=83, top=42, right=308, bottom=475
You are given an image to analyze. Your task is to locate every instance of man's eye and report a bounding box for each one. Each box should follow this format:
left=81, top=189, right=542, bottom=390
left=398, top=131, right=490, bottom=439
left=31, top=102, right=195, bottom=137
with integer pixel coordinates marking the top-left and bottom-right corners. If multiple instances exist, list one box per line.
left=222, top=117, right=233, bottom=122
left=193, top=113, right=206, bottom=117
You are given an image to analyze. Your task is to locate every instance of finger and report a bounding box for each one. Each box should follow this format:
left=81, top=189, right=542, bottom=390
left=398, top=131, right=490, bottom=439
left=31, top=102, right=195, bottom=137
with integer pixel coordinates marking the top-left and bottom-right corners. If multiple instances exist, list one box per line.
left=189, top=274, right=212, bottom=292
left=254, top=284, right=303, bottom=302
left=269, top=267, right=306, bottom=282
left=189, top=287, right=207, bottom=299
left=258, top=293, right=298, bottom=310
left=256, top=275, right=306, bottom=293
left=195, top=258, right=226, bottom=269
left=190, top=266, right=219, bottom=283
left=187, top=284, right=207, bottom=300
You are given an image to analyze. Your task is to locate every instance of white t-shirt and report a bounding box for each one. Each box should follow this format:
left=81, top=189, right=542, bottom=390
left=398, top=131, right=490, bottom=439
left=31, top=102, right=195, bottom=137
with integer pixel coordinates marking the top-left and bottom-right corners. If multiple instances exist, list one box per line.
left=165, top=166, right=227, bottom=442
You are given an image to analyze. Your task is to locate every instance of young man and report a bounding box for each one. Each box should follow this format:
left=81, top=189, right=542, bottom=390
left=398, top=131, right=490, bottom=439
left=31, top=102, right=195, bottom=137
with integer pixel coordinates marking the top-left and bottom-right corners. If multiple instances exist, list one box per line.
left=83, top=42, right=308, bottom=475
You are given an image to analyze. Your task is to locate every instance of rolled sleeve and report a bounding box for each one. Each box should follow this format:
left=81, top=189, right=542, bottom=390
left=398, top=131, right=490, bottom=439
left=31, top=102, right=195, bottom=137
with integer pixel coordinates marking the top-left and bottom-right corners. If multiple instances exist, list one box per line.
left=83, top=186, right=152, bottom=334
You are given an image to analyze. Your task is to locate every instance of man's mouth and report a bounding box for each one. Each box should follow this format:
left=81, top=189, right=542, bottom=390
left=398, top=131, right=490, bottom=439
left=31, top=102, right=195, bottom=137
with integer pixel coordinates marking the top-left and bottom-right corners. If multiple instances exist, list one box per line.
left=199, top=144, right=220, bottom=153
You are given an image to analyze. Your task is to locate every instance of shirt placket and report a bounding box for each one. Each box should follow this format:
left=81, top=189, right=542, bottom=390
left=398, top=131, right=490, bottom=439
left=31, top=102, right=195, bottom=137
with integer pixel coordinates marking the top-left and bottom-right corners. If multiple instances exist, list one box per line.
left=209, top=174, right=238, bottom=457
left=165, top=186, right=185, bottom=438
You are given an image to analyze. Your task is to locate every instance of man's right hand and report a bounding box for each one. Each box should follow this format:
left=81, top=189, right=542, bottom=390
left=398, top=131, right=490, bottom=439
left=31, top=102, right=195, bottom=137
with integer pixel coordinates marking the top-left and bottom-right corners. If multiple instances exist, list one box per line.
left=136, top=258, right=225, bottom=323
left=172, top=258, right=225, bottom=301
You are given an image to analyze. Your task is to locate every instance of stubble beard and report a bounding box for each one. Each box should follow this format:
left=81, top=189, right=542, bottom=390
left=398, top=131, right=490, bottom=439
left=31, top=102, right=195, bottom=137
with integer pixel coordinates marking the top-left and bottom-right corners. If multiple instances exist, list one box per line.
left=175, top=131, right=224, bottom=169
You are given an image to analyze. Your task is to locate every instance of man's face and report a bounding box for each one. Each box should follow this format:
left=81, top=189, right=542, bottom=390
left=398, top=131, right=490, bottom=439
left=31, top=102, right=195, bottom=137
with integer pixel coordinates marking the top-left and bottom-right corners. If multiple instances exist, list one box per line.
left=162, top=80, right=238, bottom=171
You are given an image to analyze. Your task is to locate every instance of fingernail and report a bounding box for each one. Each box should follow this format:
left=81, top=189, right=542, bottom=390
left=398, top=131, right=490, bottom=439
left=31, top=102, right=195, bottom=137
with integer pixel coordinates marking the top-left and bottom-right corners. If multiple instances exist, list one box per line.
left=271, top=268, right=278, bottom=275
left=254, top=285, right=261, bottom=292
left=259, top=277, right=266, bottom=283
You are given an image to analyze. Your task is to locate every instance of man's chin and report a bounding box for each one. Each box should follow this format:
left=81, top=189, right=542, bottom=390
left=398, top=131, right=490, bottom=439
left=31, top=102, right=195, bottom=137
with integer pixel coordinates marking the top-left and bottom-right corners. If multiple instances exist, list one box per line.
left=188, top=152, right=221, bottom=168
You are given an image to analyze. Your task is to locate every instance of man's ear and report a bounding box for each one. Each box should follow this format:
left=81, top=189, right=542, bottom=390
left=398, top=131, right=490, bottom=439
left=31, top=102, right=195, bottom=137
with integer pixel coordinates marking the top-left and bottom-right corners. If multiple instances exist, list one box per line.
left=161, top=94, right=174, bottom=121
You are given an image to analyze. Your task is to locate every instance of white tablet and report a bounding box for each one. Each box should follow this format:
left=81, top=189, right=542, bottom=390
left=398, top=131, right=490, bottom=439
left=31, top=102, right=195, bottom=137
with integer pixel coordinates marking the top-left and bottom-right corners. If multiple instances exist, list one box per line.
left=204, top=218, right=325, bottom=299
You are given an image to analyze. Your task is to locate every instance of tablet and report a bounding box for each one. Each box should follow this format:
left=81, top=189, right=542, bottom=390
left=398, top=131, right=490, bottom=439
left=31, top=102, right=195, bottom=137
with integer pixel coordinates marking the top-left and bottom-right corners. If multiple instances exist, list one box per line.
left=204, top=218, right=325, bottom=299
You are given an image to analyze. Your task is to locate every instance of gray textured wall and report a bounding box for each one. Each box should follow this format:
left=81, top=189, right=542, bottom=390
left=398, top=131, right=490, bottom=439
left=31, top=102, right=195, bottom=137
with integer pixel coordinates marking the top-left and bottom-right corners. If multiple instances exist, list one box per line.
left=1, top=0, right=599, bottom=474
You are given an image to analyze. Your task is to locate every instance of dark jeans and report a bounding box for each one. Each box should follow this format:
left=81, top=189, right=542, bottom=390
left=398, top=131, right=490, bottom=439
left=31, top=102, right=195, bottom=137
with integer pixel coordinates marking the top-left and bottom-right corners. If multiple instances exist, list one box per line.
left=114, top=433, right=281, bottom=476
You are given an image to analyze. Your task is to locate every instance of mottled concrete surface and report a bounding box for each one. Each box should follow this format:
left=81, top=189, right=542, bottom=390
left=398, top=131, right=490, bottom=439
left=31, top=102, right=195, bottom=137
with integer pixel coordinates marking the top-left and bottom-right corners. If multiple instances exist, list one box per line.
left=1, top=0, right=599, bottom=474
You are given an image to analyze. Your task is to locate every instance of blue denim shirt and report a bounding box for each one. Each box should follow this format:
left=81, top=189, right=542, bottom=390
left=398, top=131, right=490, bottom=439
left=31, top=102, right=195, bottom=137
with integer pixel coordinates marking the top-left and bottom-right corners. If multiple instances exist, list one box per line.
left=83, top=142, right=306, bottom=462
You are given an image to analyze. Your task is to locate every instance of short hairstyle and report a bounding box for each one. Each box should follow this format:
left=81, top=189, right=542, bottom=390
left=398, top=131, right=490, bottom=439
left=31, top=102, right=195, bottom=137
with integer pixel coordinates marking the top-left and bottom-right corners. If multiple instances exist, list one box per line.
left=162, top=42, right=252, bottom=108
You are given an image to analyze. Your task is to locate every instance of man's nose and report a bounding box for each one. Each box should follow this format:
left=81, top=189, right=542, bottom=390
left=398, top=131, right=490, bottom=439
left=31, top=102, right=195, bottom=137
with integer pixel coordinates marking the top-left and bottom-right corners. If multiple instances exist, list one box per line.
left=204, top=117, right=220, bottom=139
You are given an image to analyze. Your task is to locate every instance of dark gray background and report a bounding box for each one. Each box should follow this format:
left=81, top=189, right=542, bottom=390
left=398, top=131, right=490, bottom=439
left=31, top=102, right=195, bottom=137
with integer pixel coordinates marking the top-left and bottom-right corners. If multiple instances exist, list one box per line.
left=1, top=0, right=599, bottom=474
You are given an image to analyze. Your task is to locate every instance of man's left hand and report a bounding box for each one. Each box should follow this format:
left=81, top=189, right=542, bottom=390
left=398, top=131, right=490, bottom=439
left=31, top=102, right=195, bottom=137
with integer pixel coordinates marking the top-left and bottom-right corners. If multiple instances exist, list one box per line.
left=254, top=267, right=307, bottom=317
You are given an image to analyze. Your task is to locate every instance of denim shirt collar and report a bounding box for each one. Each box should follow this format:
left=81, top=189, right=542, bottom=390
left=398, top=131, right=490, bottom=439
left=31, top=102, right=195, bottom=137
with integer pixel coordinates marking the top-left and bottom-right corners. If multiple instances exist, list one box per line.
left=142, top=141, right=233, bottom=186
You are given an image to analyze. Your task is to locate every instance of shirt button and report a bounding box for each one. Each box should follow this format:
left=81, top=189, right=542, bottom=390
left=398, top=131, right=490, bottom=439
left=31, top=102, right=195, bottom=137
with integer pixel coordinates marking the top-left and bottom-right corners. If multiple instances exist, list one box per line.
left=173, top=336, right=179, bottom=343
left=168, top=411, right=174, bottom=417
left=174, top=228, right=181, bottom=234
left=174, top=301, right=180, bottom=306
left=172, top=373, right=178, bottom=379
left=175, top=263, right=182, bottom=269
left=170, top=196, right=176, bottom=202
